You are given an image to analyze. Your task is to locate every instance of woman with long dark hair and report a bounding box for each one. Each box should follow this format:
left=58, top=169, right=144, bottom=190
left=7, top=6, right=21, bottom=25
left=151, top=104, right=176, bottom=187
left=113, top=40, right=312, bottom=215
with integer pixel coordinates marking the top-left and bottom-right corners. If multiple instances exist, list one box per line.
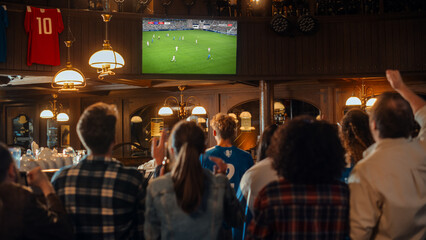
left=144, top=121, right=244, bottom=239
left=340, top=109, right=375, bottom=182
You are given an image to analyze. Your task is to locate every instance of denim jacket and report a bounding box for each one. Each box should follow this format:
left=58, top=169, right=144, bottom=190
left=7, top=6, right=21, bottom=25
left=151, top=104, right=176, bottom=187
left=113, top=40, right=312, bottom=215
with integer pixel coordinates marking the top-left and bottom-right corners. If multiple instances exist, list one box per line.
left=144, top=169, right=244, bottom=240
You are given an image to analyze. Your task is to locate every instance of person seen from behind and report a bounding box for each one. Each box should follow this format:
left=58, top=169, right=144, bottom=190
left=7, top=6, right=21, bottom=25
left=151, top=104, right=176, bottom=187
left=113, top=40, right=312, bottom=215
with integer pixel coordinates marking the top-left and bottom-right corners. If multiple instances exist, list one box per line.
left=145, top=121, right=244, bottom=239
left=248, top=116, right=349, bottom=239
left=339, top=109, right=374, bottom=183
left=349, top=70, right=426, bottom=239
left=52, top=102, right=146, bottom=239
left=0, top=143, right=72, bottom=239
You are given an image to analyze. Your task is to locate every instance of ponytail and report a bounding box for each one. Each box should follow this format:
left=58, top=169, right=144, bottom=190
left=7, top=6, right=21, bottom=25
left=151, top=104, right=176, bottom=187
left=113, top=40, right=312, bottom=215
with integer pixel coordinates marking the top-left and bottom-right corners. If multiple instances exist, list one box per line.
left=171, top=143, right=205, bottom=214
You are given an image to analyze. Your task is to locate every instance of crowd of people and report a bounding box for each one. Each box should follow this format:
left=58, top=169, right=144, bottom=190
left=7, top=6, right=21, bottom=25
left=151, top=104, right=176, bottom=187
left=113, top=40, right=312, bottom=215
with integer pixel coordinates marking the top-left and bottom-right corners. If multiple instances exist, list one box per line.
left=0, top=69, right=425, bottom=240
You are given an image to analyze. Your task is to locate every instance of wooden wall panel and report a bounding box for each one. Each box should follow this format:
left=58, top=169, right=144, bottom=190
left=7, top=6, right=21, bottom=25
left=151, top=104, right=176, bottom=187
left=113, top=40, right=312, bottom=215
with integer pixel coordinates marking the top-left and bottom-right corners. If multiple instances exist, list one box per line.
left=0, top=7, right=425, bottom=79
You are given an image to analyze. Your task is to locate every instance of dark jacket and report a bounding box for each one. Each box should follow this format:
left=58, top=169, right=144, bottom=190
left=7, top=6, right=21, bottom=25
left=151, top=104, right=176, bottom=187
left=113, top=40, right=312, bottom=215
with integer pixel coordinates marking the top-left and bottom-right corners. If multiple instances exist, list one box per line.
left=0, top=182, right=73, bottom=240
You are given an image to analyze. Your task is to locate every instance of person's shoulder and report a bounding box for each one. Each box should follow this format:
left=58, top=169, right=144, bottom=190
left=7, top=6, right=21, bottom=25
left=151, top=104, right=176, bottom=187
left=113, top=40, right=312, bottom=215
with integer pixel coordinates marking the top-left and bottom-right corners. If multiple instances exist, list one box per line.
left=51, top=164, right=76, bottom=182
left=232, top=146, right=252, bottom=158
left=114, top=165, right=145, bottom=184
left=205, top=146, right=218, bottom=154
left=147, top=174, right=173, bottom=195
left=0, top=182, right=32, bottom=196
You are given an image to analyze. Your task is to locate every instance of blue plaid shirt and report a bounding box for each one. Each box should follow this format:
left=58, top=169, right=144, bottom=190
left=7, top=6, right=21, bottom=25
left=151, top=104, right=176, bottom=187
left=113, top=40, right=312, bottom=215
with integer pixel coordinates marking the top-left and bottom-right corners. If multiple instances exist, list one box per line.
left=52, top=156, right=146, bottom=240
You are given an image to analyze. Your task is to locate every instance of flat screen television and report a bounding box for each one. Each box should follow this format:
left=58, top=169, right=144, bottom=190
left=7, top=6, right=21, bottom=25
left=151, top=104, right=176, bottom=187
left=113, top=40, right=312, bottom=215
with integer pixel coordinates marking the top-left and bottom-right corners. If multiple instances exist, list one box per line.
left=142, top=18, right=237, bottom=74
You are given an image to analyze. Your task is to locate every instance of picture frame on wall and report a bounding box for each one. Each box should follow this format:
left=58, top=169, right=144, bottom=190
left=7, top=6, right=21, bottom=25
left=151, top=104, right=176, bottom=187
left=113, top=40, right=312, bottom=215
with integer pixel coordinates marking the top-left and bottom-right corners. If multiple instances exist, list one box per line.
left=60, top=125, right=70, bottom=147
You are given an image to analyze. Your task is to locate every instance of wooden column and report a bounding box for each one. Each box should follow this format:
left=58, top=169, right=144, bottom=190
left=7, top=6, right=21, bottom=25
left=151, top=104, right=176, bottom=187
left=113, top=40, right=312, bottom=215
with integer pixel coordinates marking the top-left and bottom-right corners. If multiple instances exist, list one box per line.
left=260, top=80, right=274, bottom=134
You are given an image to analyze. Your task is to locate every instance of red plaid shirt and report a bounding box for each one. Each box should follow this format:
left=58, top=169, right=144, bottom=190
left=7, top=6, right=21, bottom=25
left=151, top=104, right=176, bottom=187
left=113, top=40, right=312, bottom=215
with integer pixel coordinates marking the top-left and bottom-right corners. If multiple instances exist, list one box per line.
left=247, top=179, right=349, bottom=240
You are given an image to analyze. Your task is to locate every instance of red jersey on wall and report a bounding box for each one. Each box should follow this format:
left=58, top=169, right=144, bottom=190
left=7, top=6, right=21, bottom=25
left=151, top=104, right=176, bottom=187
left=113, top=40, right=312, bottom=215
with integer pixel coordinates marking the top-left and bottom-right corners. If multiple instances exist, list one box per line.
left=25, top=6, right=64, bottom=66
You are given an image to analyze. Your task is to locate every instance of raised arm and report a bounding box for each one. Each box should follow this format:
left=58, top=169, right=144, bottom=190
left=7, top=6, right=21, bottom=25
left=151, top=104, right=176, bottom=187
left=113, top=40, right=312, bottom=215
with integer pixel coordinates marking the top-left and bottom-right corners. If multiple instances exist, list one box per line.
left=386, top=70, right=426, bottom=114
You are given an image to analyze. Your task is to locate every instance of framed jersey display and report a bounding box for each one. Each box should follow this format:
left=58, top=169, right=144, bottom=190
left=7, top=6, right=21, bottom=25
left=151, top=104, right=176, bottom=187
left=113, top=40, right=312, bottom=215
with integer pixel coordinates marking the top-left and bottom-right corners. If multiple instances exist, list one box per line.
left=25, top=6, right=64, bottom=66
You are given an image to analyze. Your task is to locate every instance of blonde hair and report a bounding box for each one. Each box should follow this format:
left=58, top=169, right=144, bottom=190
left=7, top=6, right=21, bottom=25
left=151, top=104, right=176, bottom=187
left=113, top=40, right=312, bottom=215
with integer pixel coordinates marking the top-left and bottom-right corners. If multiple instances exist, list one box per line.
left=210, top=113, right=236, bottom=140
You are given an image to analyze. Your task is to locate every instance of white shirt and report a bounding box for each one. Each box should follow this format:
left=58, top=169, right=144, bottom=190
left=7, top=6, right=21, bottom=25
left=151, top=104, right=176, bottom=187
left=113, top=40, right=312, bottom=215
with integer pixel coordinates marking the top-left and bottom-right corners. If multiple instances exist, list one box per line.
left=349, top=105, right=426, bottom=240
left=239, top=157, right=279, bottom=214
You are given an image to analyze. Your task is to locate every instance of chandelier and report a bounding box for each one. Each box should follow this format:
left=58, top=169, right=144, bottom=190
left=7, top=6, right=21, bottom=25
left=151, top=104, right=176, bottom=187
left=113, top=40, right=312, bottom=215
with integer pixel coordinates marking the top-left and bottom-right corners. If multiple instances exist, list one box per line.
left=158, top=86, right=207, bottom=119
left=40, top=94, right=69, bottom=122
left=345, top=80, right=377, bottom=110
left=89, top=13, right=125, bottom=79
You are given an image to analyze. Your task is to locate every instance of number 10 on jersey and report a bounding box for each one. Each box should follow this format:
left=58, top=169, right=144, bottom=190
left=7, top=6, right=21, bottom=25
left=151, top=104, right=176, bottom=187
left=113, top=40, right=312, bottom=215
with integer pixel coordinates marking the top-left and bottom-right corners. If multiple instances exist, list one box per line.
left=36, top=17, right=52, bottom=35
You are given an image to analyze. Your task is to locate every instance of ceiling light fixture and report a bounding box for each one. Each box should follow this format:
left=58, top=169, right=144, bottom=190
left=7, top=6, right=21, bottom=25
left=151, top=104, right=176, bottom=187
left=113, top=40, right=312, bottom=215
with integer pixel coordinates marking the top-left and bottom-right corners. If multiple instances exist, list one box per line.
left=52, top=2, right=85, bottom=92
left=158, top=86, right=207, bottom=119
left=40, top=94, right=69, bottom=122
left=89, top=13, right=125, bottom=79
left=345, top=79, right=377, bottom=110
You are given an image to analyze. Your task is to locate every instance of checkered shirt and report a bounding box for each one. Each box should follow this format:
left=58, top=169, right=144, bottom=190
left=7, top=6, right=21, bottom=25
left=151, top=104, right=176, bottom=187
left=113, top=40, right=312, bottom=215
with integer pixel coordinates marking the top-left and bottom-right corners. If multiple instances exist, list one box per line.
left=247, top=179, right=349, bottom=240
left=52, top=156, right=146, bottom=240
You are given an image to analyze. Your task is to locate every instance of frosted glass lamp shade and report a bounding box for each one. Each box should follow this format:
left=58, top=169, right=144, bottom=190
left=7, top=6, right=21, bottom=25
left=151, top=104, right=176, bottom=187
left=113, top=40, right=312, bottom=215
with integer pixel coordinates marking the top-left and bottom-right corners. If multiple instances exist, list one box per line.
left=158, top=106, right=173, bottom=116
left=89, top=49, right=125, bottom=69
left=53, top=68, right=85, bottom=85
left=131, top=116, right=143, bottom=123
left=345, top=96, right=362, bottom=106
left=274, top=102, right=285, bottom=111
left=366, top=98, right=377, bottom=107
left=57, top=113, right=69, bottom=122
left=240, top=111, right=252, bottom=118
left=40, top=110, right=54, bottom=119
left=191, top=106, right=207, bottom=115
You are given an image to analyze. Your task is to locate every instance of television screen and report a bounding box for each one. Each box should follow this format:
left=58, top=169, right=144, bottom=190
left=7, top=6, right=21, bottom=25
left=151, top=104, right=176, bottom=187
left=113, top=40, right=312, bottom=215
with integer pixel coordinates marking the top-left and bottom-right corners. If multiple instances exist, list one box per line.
left=142, top=18, right=237, bottom=74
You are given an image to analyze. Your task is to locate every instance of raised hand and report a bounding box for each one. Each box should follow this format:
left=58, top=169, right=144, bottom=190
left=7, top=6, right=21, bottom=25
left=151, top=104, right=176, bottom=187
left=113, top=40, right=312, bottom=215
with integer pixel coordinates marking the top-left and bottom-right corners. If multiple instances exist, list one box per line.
left=151, top=130, right=167, bottom=166
left=386, top=69, right=405, bottom=91
left=27, top=167, right=55, bottom=196
left=209, top=156, right=227, bottom=175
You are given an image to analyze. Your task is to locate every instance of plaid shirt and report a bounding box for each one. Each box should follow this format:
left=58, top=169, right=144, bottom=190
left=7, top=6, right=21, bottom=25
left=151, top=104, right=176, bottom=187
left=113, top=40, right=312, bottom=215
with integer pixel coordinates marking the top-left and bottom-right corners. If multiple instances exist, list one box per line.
left=247, top=179, right=349, bottom=240
left=52, top=156, right=146, bottom=240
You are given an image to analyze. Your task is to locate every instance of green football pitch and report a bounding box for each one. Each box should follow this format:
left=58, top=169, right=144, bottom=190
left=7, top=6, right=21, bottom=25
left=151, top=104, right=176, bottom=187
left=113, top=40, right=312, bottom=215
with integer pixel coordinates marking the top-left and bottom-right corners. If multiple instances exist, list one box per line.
left=142, top=30, right=237, bottom=74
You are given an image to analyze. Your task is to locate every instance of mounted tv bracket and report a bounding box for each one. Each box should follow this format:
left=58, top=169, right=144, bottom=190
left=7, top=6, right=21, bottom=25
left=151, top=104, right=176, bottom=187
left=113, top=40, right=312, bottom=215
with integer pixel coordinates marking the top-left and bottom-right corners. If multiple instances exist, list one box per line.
left=137, top=0, right=153, bottom=13
left=182, top=0, right=196, bottom=15
left=161, top=0, right=173, bottom=15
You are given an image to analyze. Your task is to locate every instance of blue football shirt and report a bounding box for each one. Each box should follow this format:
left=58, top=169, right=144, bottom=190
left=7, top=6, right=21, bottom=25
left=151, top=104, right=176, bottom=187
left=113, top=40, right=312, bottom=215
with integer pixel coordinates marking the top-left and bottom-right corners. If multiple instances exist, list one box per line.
left=0, top=7, right=8, bottom=62
left=201, top=145, right=253, bottom=190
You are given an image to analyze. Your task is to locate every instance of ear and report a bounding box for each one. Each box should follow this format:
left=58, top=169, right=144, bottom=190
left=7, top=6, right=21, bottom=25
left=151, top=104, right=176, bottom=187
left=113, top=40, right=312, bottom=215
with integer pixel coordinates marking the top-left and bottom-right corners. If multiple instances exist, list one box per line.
left=213, top=130, right=217, bottom=137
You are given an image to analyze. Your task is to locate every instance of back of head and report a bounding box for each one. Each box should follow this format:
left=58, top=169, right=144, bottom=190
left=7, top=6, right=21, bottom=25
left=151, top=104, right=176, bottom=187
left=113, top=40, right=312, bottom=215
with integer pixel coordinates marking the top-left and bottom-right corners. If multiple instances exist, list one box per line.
left=77, top=102, right=118, bottom=155
left=370, top=92, right=413, bottom=139
left=268, top=116, right=345, bottom=184
left=0, top=143, right=13, bottom=183
left=210, top=113, right=236, bottom=140
left=341, top=109, right=374, bottom=163
left=169, top=121, right=206, bottom=214
left=257, top=124, right=278, bottom=162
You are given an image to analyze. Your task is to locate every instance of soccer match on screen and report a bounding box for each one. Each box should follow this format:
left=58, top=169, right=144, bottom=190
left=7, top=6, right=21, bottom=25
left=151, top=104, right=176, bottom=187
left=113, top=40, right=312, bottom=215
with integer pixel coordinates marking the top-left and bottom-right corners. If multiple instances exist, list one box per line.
left=142, top=19, right=237, bottom=74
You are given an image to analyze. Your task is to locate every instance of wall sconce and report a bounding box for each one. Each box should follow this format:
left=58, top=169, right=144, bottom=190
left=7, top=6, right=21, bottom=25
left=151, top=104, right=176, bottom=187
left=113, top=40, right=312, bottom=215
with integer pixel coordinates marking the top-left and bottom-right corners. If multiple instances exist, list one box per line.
left=158, top=86, right=207, bottom=119
left=89, top=14, right=125, bottom=79
left=40, top=94, right=69, bottom=122
left=345, top=80, right=377, bottom=110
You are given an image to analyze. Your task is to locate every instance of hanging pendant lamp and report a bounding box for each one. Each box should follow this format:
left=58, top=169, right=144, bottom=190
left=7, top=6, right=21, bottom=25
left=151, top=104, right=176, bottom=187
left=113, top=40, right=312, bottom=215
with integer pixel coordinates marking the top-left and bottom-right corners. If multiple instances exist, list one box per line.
left=89, top=14, right=125, bottom=79
left=52, top=41, right=86, bottom=92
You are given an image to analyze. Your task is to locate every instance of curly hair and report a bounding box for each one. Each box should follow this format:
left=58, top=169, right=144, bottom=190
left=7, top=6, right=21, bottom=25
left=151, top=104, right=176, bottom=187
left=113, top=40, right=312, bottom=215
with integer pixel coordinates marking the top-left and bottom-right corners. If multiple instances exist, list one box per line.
left=268, top=116, right=345, bottom=184
left=77, top=102, right=118, bottom=155
left=340, top=109, right=374, bottom=164
left=210, top=113, right=237, bottom=140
